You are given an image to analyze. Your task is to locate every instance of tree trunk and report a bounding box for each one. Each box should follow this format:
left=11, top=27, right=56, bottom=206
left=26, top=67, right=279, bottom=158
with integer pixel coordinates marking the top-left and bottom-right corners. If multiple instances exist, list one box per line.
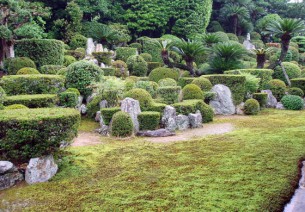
left=268, top=33, right=291, bottom=70
left=256, top=54, right=266, bottom=69
left=232, top=15, right=238, bottom=35
left=0, top=39, right=5, bottom=67
left=279, top=60, right=291, bottom=86
left=161, top=49, right=172, bottom=67
left=185, top=57, right=195, bottom=76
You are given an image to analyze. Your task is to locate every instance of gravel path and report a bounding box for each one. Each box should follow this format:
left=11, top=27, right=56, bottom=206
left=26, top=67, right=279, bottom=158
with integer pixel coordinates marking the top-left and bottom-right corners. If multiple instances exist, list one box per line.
left=72, top=132, right=103, bottom=147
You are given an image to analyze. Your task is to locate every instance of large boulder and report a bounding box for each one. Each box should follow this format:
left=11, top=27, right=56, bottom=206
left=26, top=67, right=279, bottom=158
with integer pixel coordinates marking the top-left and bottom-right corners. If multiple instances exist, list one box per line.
left=188, top=110, right=202, bottom=128
left=0, top=161, right=24, bottom=190
left=210, top=84, right=236, bottom=115
left=175, top=115, right=190, bottom=131
left=137, top=129, right=175, bottom=137
left=25, top=155, right=58, bottom=185
left=121, top=97, right=141, bottom=133
left=261, top=90, right=277, bottom=108
left=161, top=106, right=177, bottom=132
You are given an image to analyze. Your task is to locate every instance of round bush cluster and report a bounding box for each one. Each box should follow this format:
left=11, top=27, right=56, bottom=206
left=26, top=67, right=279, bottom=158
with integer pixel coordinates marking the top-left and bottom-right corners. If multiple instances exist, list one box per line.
left=281, top=95, right=304, bottom=110
left=149, top=67, right=179, bottom=82
left=112, top=60, right=129, bottom=78
left=64, top=55, right=77, bottom=66
left=5, top=104, right=29, bottom=110
left=273, top=62, right=301, bottom=84
left=139, top=53, right=152, bottom=62
left=7, top=57, right=36, bottom=75
left=158, top=78, right=177, bottom=87
left=16, top=68, right=40, bottom=75
left=69, top=34, right=87, bottom=49
left=182, top=84, right=204, bottom=100
left=111, top=111, right=134, bottom=137
left=135, top=81, right=158, bottom=98
left=244, top=99, right=260, bottom=115
left=0, top=86, right=7, bottom=109
left=66, top=61, right=103, bottom=97
left=267, top=79, right=286, bottom=101
left=125, top=88, right=153, bottom=111
left=287, top=87, right=304, bottom=97
left=126, top=55, right=148, bottom=77
left=191, top=78, right=212, bottom=92
left=129, top=43, right=142, bottom=51
left=40, top=65, right=66, bottom=74
left=57, top=68, right=68, bottom=76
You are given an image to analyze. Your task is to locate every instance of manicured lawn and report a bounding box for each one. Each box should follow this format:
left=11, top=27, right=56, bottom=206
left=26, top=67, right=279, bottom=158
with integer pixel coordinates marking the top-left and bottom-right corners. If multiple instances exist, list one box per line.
left=1, top=110, right=305, bottom=211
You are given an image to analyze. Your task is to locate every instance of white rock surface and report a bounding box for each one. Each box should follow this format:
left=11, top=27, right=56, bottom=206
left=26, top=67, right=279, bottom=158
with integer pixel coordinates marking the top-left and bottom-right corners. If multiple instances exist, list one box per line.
left=209, top=84, right=236, bottom=115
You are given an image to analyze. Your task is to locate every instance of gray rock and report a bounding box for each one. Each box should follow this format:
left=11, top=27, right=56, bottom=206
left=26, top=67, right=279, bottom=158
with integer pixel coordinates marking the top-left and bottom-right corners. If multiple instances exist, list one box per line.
left=95, top=111, right=101, bottom=122
left=99, top=100, right=108, bottom=109
left=25, top=155, right=58, bottom=185
left=161, top=106, right=177, bottom=131
left=0, top=161, right=14, bottom=174
left=188, top=110, right=202, bottom=128
left=86, top=93, right=97, bottom=104
left=95, top=125, right=109, bottom=136
left=166, top=117, right=177, bottom=132
left=137, top=129, right=175, bottom=137
left=210, top=84, right=236, bottom=115
left=262, top=90, right=277, bottom=108
left=175, top=115, right=189, bottom=131
left=95, top=43, right=103, bottom=52
left=76, top=95, right=84, bottom=109
left=79, top=104, right=87, bottom=115
left=0, top=166, right=23, bottom=191
left=121, top=98, right=141, bottom=133
left=236, top=102, right=245, bottom=115
left=276, top=102, right=285, bottom=110
left=86, top=38, right=95, bottom=56
left=99, top=115, right=105, bottom=127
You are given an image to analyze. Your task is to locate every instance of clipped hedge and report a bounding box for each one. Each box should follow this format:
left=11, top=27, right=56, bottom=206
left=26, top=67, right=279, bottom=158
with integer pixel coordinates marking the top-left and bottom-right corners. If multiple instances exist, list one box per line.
left=157, top=86, right=181, bottom=104
left=7, top=57, right=36, bottom=75
left=191, top=78, right=212, bottom=92
left=115, top=47, right=137, bottom=62
left=149, top=67, right=179, bottom=83
left=15, top=39, right=65, bottom=67
left=58, top=92, right=78, bottom=108
left=267, top=79, right=286, bottom=101
left=125, top=88, right=153, bottom=111
left=4, top=104, right=29, bottom=110
left=110, top=111, right=134, bottom=137
left=92, top=52, right=113, bottom=66
left=0, top=86, right=6, bottom=109
left=143, top=40, right=163, bottom=62
left=63, top=55, right=77, bottom=66
left=178, top=77, right=195, bottom=88
left=40, top=65, right=66, bottom=75
left=287, top=87, right=304, bottom=97
left=0, top=75, right=65, bottom=95
left=252, top=93, right=268, bottom=108
left=281, top=95, right=304, bottom=110
left=126, top=55, right=148, bottom=77
left=100, top=107, right=121, bottom=125
left=4, top=94, right=58, bottom=108
left=244, top=99, right=260, bottom=115
left=158, top=78, right=177, bottom=87
left=0, top=108, right=80, bottom=163
left=147, top=62, right=162, bottom=73
left=102, top=68, right=116, bottom=76
left=182, top=84, right=204, bottom=100
left=149, top=102, right=167, bottom=113
left=201, top=75, right=246, bottom=105
left=138, top=111, right=160, bottom=130
left=16, top=67, right=40, bottom=75
left=291, top=78, right=305, bottom=93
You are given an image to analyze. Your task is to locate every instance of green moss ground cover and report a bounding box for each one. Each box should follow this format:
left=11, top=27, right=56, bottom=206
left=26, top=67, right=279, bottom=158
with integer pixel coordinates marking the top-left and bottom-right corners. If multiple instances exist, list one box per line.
left=1, top=110, right=305, bottom=211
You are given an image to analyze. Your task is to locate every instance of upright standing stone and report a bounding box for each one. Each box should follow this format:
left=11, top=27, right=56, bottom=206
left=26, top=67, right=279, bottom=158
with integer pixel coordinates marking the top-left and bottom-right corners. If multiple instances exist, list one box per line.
left=161, top=106, right=177, bottom=132
left=121, top=98, right=141, bottom=133
left=0, top=161, right=24, bottom=191
left=95, top=44, right=103, bottom=52
left=175, top=115, right=190, bottom=131
left=188, top=110, right=203, bottom=128
left=243, top=33, right=256, bottom=50
left=86, top=38, right=95, bottom=56
left=99, top=100, right=108, bottom=109
left=210, top=84, right=236, bottom=115
left=261, top=90, right=278, bottom=108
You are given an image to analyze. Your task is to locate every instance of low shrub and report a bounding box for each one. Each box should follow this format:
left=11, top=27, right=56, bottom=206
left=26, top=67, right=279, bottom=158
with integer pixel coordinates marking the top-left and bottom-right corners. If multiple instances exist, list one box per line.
left=58, top=92, right=78, bottom=108
left=267, top=79, right=286, bottom=101
left=281, top=95, right=304, bottom=110
left=287, top=87, right=304, bottom=97
left=291, top=78, right=305, bottom=93
left=149, top=67, right=179, bottom=83
left=102, top=68, right=116, bottom=76
left=100, top=107, right=122, bottom=125
left=135, top=81, right=157, bottom=98
left=110, top=111, right=134, bottom=137
left=112, top=60, right=129, bottom=78
left=40, top=65, right=66, bottom=74
left=157, top=86, right=181, bottom=104
left=126, top=55, right=148, bottom=77
left=86, top=94, right=103, bottom=118
left=4, top=104, right=29, bottom=110
left=57, top=68, right=67, bottom=76
left=69, top=34, right=87, bottom=49
left=142, top=39, right=163, bottom=62
left=147, top=62, right=162, bottom=73
left=16, top=68, right=40, bottom=75
left=182, top=84, right=203, bottom=100
left=191, top=78, right=212, bottom=92
left=252, top=93, right=268, bottom=108
left=273, top=62, right=301, bottom=84
left=203, top=92, right=216, bottom=104
left=139, top=53, right=152, bottom=62
left=0, top=86, right=6, bottom=109
left=92, top=52, right=113, bottom=66
left=0, top=108, right=80, bottom=163
left=138, top=111, right=160, bottom=130
left=125, top=88, right=153, bottom=111
left=149, top=102, right=167, bottom=113
left=244, top=99, right=260, bottom=115
left=178, top=77, right=195, bottom=88
left=129, top=43, right=142, bottom=51
left=115, top=47, right=137, bottom=62
left=158, top=78, right=177, bottom=87
left=0, top=75, right=65, bottom=95
left=65, top=48, right=85, bottom=60
left=65, top=88, right=80, bottom=96
left=7, top=57, right=36, bottom=75
left=63, top=55, right=77, bottom=66
left=4, top=94, right=58, bottom=108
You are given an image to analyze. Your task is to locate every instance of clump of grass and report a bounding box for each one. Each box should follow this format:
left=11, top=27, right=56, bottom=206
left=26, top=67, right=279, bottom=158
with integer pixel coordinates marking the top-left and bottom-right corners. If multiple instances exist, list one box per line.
left=78, top=117, right=100, bottom=132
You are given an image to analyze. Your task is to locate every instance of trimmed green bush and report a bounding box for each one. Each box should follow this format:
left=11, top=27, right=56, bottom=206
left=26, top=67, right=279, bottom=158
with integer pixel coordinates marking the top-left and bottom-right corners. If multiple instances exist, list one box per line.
left=138, top=111, right=160, bottom=130
left=15, top=39, right=65, bottom=67
left=125, top=88, right=153, bottom=111
left=158, top=78, right=177, bottom=87
left=86, top=95, right=103, bottom=118
left=273, top=62, right=301, bottom=84
left=201, top=75, right=246, bottom=105
left=252, top=93, right=268, bottom=108
left=7, top=57, right=36, bottom=75
left=115, top=47, right=137, bottom=62
left=69, top=34, right=87, bottom=49
left=0, top=75, right=65, bottom=95
left=139, top=53, right=152, bottom=62
left=4, top=94, right=58, bottom=108
left=4, top=104, right=29, bottom=110
left=281, top=95, right=304, bottom=110
left=149, top=102, right=167, bottom=113
left=0, top=108, right=80, bottom=162
left=129, top=43, right=142, bottom=51
left=58, top=91, right=78, bottom=108
left=63, top=55, right=77, bottom=66
left=173, top=99, right=214, bottom=123
left=182, top=84, right=204, bottom=100
left=157, top=86, right=181, bottom=104
left=178, top=77, right=195, bottom=88
left=147, top=62, right=162, bottom=73
left=110, top=111, right=134, bottom=137
left=65, top=88, right=80, bottom=96
left=291, top=78, right=305, bottom=93
left=102, top=68, right=116, bottom=76
left=149, top=67, right=179, bottom=83
left=16, top=68, right=40, bottom=75
left=226, top=33, right=239, bottom=41
left=40, top=65, right=66, bottom=75
left=92, top=52, right=113, bottom=66
left=203, top=92, right=216, bottom=103
left=143, top=40, right=163, bottom=63
left=66, top=61, right=103, bottom=97
left=191, top=78, right=212, bottom=92
left=244, top=99, right=260, bottom=115
left=101, top=107, right=121, bottom=125
left=57, top=68, right=67, bottom=76
left=267, top=79, right=286, bottom=101
left=65, top=48, right=85, bottom=60
left=126, top=55, right=148, bottom=77
left=0, top=86, right=6, bottom=109
left=287, top=87, right=304, bottom=97
left=135, top=81, right=157, bottom=98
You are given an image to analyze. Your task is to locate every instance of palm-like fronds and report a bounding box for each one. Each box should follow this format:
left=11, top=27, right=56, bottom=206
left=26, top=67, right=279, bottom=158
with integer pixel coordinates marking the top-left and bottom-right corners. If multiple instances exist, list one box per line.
left=172, top=39, right=208, bottom=59
left=264, top=18, right=305, bottom=37
left=202, top=33, right=221, bottom=46
left=253, top=48, right=271, bottom=55
left=220, top=3, right=250, bottom=20
left=212, top=42, right=247, bottom=61
left=145, top=39, right=173, bottom=52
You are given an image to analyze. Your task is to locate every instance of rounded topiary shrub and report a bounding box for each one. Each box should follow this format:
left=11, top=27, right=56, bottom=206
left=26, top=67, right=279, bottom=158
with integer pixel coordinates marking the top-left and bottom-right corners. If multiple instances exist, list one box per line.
left=191, top=78, right=212, bottom=92
left=149, top=67, right=179, bottom=83
left=126, top=55, right=148, bottom=77
left=273, top=62, right=301, bottom=84
left=63, top=55, right=77, bottom=66
left=69, top=34, right=87, bottom=49
left=16, top=68, right=40, bottom=75
left=139, top=53, right=152, bottom=62
left=125, top=88, right=153, bottom=111
left=112, top=60, right=128, bottom=78
left=115, top=47, right=137, bottom=62
left=138, top=111, right=160, bottom=130
left=7, top=57, right=36, bottom=75
left=4, top=104, right=29, bottom=110
left=287, top=87, right=304, bottom=97
left=40, top=65, right=66, bottom=74
left=244, top=99, right=260, bottom=115
left=0, top=86, right=7, bottom=109
left=281, top=95, right=304, bottom=110
left=267, top=79, right=286, bottom=101
left=66, top=61, right=103, bottom=97
left=182, top=84, right=204, bottom=100
left=158, top=78, right=177, bottom=87
left=58, top=91, right=78, bottom=108
left=111, top=111, right=134, bottom=137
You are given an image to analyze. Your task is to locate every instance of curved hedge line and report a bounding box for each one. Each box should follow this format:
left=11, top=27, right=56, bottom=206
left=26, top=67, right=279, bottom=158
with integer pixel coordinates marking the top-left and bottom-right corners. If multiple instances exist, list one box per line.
left=0, top=108, right=80, bottom=163
left=0, top=75, right=65, bottom=95
left=4, top=94, right=58, bottom=108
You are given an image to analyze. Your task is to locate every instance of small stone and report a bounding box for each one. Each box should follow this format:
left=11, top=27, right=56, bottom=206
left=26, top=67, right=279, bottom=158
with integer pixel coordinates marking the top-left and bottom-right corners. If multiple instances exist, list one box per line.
left=95, top=125, right=109, bottom=136
left=209, top=84, right=236, bottom=115
left=95, top=44, right=103, bottom=52
left=261, top=90, right=277, bottom=108
left=175, top=115, right=189, bottom=131
left=0, top=161, right=14, bottom=174
left=0, top=169, right=24, bottom=191
left=95, top=111, right=101, bottom=122
left=80, top=104, right=87, bottom=115
left=276, top=102, right=285, bottom=110
left=236, top=102, right=245, bottom=115
left=99, top=100, right=108, bottom=109
left=188, top=111, right=202, bottom=128
left=137, top=129, right=175, bottom=137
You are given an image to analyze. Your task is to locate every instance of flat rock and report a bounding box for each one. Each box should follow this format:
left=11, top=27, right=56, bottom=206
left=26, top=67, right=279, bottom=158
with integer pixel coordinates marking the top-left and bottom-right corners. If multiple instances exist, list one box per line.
left=262, top=90, right=277, bottom=108
left=210, top=84, right=236, bottom=115
left=137, top=129, right=175, bottom=137
left=0, top=169, right=24, bottom=191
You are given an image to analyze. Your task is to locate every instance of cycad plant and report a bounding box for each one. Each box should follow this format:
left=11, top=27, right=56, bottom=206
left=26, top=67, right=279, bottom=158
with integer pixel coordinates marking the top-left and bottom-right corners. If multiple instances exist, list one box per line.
left=253, top=48, right=270, bottom=69
left=202, top=33, right=222, bottom=47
